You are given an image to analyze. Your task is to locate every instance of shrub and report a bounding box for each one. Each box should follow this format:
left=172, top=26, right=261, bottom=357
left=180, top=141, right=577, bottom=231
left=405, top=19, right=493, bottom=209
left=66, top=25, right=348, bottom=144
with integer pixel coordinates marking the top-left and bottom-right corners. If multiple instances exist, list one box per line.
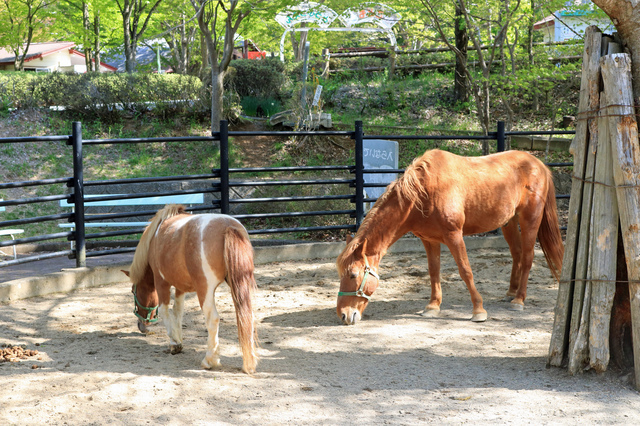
left=0, top=71, right=203, bottom=122
left=225, top=58, right=288, bottom=102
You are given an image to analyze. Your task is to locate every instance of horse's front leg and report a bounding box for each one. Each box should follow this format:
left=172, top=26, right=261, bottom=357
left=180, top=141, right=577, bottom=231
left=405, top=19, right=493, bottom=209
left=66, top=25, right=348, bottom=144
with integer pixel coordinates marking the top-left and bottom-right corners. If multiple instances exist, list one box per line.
left=155, top=279, right=184, bottom=354
left=157, top=290, right=185, bottom=355
left=420, top=240, right=442, bottom=317
left=171, top=291, right=186, bottom=353
left=200, top=282, right=222, bottom=370
left=444, top=232, right=487, bottom=322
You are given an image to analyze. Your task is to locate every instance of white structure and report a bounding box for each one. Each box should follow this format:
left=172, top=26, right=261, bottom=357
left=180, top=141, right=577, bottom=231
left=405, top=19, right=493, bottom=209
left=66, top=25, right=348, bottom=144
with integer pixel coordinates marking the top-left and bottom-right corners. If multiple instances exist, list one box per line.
left=0, top=42, right=116, bottom=73
left=275, top=2, right=401, bottom=61
left=534, top=2, right=614, bottom=43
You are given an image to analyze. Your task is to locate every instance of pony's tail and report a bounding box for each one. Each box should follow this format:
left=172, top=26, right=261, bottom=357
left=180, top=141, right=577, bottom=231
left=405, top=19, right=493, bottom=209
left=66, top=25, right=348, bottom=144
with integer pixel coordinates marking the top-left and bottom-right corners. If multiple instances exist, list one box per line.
left=130, top=204, right=185, bottom=284
left=538, top=171, right=564, bottom=281
left=224, top=225, right=258, bottom=374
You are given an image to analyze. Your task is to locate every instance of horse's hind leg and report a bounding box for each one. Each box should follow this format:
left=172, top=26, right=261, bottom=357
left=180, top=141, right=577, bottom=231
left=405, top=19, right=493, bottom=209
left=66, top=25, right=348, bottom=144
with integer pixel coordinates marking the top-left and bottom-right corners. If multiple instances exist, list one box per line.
left=509, top=214, right=542, bottom=311
left=200, top=282, right=222, bottom=370
left=501, top=218, right=523, bottom=300
left=444, top=232, right=487, bottom=322
left=420, top=240, right=442, bottom=317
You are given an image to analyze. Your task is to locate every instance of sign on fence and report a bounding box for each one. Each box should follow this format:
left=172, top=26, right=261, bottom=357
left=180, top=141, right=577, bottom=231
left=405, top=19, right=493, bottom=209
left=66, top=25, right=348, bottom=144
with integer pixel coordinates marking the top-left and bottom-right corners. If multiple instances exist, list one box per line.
left=363, top=139, right=398, bottom=200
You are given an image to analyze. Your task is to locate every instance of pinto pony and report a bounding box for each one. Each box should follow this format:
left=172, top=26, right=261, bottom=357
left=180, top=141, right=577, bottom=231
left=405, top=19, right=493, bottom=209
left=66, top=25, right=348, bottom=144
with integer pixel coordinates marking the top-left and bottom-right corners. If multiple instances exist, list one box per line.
left=124, top=204, right=258, bottom=374
left=337, top=149, right=564, bottom=325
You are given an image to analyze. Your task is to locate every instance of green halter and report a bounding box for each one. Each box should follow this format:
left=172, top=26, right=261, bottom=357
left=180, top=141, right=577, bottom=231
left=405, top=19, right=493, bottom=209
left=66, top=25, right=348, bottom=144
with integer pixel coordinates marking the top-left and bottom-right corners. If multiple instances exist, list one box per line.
left=338, top=257, right=380, bottom=301
left=132, top=284, right=159, bottom=323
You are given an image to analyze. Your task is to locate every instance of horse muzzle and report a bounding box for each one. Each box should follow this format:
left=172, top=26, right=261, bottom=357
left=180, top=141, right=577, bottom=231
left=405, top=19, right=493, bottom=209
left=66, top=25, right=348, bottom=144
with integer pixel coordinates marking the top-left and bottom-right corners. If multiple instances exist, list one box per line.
left=338, top=305, right=362, bottom=325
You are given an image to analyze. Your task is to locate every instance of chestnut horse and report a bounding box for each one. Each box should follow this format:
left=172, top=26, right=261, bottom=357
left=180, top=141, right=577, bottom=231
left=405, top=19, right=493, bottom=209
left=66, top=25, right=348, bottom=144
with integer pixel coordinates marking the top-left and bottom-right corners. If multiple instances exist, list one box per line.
left=123, top=204, right=258, bottom=374
left=337, top=149, right=564, bottom=325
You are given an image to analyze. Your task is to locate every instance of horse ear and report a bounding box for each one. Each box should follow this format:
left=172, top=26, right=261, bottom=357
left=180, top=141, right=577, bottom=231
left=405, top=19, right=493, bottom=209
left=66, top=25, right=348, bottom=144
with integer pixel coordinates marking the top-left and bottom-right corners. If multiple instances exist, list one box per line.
left=121, top=270, right=130, bottom=278
left=354, top=239, right=368, bottom=258
left=346, top=234, right=354, bottom=244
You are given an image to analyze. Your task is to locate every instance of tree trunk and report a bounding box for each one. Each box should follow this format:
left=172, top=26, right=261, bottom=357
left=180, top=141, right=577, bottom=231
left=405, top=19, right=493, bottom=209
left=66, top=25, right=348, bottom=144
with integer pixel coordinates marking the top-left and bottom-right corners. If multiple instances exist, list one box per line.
left=93, top=11, right=101, bottom=72
left=121, top=5, right=136, bottom=73
left=592, top=0, right=640, bottom=103
left=453, top=2, right=469, bottom=104
left=292, top=24, right=308, bottom=61
left=83, top=3, right=93, bottom=71
left=210, top=67, right=224, bottom=132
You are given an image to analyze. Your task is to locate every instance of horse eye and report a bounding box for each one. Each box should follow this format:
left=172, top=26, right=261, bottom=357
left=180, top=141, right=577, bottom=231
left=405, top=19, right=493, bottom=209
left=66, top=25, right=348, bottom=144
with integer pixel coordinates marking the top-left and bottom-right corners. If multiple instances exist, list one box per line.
left=350, top=271, right=358, bottom=279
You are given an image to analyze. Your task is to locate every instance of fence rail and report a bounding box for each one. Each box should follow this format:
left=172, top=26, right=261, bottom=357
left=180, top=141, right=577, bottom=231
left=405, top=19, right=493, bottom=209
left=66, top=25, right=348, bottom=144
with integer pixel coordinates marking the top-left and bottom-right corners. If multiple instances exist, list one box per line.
left=0, top=121, right=575, bottom=269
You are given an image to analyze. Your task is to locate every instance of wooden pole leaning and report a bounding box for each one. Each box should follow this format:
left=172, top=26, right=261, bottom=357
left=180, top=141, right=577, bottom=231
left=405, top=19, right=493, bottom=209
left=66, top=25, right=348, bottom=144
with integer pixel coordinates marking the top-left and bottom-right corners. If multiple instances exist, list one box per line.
left=601, top=53, right=640, bottom=390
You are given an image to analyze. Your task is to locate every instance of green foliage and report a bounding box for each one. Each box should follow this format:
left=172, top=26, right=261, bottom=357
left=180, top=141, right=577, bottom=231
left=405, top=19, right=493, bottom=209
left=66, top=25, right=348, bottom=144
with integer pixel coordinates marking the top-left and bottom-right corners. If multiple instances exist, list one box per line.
left=240, top=96, right=282, bottom=117
left=225, top=58, right=289, bottom=101
left=0, top=72, right=204, bottom=122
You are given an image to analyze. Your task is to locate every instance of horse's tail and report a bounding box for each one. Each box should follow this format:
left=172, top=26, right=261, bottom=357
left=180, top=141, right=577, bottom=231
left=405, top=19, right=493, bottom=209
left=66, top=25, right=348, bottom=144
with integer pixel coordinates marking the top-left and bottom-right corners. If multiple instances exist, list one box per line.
left=224, top=224, right=258, bottom=374
left=538, top=171, right=564, bottom=281
left=130, top=204, right=185, bottom=284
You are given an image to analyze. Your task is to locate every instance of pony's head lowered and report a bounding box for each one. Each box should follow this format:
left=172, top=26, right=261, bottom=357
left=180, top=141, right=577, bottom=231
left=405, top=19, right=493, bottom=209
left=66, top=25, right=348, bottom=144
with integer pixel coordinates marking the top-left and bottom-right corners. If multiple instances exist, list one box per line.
left=124, top=204, right=186, bottom=332
left=335, top=158, right=431, bottom=325
left=336, top=236, right=381, bottom=325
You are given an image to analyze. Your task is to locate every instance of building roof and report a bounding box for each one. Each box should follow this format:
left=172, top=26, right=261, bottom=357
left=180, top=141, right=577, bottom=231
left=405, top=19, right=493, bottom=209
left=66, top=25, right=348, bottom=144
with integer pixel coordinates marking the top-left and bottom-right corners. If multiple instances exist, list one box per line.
left=0, top=41, right=76, bottom=65
left=0, top=41, right=116, bottom=71
left=533, top=15, right=555, bottom=31
left=69, top=49, right=118, bottom=72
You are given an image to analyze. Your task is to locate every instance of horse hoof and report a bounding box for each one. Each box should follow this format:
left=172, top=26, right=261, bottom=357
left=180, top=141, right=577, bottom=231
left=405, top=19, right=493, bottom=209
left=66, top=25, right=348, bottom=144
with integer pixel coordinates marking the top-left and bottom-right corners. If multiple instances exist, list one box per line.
left=421, top=308, right=440, bottom=318
left=201, top=358, right=221, bottom=370
left=509, top=302, right=524, bottom=311
left=503, top=295, right=515, bottom=302
left=170, top=344, right=183, bottom=355
left=471, top=312, right=488, bottom=322
left=242, top=365, right=257, bottom=375
left=137, top=320, right=148, bottom=334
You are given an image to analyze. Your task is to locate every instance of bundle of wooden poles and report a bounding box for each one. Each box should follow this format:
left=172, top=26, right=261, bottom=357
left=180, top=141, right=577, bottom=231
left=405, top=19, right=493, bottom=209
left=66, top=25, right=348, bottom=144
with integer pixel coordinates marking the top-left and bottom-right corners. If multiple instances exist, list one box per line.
left=547, top=26, right=640, bottom=390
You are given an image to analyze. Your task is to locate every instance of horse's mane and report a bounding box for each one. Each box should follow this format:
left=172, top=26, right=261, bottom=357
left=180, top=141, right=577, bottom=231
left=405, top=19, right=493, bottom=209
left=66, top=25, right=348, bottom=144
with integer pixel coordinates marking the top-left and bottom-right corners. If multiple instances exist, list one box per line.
left=336, top=153, right=431, bottom=274
left=129, top=204, right=186, bottom=284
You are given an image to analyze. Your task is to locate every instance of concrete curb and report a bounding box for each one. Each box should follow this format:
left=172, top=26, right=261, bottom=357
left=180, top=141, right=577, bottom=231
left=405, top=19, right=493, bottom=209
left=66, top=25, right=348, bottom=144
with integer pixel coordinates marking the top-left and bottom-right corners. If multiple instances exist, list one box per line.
left=0, top=236, right=507, bottom=303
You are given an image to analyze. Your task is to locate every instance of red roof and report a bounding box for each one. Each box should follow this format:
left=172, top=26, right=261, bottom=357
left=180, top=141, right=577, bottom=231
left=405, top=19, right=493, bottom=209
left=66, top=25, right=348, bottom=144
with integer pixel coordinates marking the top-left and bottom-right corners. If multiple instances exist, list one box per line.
left=0, top=42, right=76, bottom=64
left=69, top=49, right=118, bottom=71
left=533, top=15, right=555, bottom=30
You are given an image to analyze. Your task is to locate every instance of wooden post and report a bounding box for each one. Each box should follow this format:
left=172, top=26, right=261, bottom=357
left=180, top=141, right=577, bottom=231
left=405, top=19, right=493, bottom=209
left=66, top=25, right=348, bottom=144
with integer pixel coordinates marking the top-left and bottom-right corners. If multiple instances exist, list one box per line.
left=567, top=105, right=598, bottom=374
left=567, top=29, right=604, bottom=374
left=388, top=48, right=397, bottom=79
left=321, top=49, right=330, bottom=78
left=549, top=26, right=603, bottom=367
left=587, top=92, right=619, bottom=372
left=601, top=53, right=640, bottom=390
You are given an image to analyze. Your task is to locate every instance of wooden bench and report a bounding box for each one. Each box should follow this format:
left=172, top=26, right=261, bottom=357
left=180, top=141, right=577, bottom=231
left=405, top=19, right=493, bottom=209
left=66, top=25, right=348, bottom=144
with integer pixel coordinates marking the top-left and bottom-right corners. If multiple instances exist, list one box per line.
left=58, top=193, right=205, bottom=233
left=0, top=200, right=25, bottom=259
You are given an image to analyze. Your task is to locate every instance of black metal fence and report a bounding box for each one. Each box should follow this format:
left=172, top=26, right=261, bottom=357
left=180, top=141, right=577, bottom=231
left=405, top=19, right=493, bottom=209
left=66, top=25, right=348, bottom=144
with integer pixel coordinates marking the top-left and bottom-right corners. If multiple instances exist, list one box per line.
left=0, top=120, right=574, bottom=269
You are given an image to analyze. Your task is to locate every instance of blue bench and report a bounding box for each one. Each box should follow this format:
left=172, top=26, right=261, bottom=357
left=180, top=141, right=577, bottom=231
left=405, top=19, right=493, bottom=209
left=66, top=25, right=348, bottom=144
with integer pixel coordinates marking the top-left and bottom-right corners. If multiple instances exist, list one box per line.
left=58, top=193, right=205, bottom=232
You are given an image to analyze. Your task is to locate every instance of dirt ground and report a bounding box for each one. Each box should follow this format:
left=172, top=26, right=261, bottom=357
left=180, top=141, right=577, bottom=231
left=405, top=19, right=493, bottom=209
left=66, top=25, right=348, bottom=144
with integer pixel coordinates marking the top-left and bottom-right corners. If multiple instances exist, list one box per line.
left=1, top=247, right=638, bottom=425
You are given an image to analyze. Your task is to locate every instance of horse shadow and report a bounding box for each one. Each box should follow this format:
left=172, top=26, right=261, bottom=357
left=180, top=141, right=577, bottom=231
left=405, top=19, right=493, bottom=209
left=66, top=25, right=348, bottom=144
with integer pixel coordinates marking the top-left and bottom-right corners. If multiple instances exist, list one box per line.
left=0, top=297, right=630, bottom=399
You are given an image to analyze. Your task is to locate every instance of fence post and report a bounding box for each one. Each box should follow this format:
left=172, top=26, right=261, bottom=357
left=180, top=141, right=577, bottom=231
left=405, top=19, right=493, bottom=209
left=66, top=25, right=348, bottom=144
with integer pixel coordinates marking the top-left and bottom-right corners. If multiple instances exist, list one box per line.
left=354, top=120, right=365, bottom=229
left=70, top=122, right=86, bottom=267
left=497, top=120, right=506, bottom=152
left=219, top=120, right=230, bottom=215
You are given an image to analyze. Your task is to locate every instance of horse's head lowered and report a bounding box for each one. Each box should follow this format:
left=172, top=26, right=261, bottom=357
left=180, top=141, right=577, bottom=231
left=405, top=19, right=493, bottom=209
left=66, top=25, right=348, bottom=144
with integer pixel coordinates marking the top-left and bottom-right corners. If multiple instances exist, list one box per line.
left=336, top=238, right=380, bottom=325
left=122, top=268, right=159, bottom=333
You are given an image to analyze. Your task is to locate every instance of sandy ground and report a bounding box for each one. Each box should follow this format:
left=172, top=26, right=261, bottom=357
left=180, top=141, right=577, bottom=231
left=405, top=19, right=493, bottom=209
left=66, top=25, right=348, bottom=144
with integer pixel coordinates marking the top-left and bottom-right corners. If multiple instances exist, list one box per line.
left=1, top=247, right=638, bottom=425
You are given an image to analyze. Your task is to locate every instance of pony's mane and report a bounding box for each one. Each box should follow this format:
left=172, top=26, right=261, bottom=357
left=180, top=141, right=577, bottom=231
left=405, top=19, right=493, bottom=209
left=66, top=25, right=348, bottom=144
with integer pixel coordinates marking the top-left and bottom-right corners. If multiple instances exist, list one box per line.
left=336, top=153, right=431, bottom=275
left=129, top=204, right=186, bottom=284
